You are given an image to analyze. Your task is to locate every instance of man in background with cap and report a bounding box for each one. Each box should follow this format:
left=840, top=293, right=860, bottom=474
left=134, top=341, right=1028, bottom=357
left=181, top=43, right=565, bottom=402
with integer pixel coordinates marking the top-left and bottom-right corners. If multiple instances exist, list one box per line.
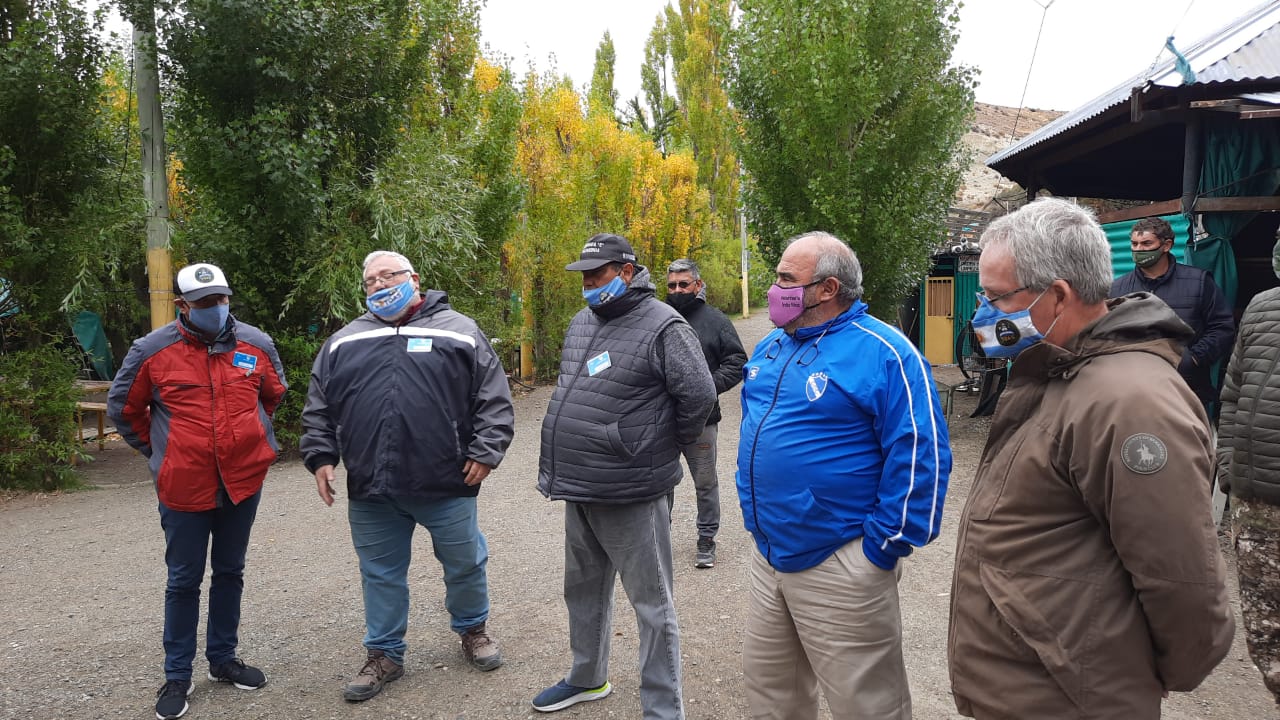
left=533, top=233, right=715, bottom=719
left=109, top=262, right=287, bottom=720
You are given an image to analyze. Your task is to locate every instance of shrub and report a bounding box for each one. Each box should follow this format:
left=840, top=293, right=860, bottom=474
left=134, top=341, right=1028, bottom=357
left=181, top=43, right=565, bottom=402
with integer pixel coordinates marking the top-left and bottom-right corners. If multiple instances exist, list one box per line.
left=268, top=331, right=323, bottom=456
left=0, top=346, right=84, bottom=491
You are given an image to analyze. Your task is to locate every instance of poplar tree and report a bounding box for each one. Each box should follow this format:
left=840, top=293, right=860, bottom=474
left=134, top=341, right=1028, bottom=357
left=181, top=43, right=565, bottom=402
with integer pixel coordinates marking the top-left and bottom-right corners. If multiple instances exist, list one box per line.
left=731, top=0, right=975, bottom=316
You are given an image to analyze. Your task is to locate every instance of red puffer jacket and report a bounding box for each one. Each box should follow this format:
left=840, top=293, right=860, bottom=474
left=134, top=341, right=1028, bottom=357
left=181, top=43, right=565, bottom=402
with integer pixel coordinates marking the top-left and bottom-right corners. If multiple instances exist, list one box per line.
left=107, top=316, right=287, bottom=511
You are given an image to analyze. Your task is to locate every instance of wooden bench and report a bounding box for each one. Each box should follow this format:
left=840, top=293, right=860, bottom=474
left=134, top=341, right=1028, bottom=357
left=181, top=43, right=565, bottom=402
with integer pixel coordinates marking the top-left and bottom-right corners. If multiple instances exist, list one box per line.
left=75, top=401, right=110, bottom=455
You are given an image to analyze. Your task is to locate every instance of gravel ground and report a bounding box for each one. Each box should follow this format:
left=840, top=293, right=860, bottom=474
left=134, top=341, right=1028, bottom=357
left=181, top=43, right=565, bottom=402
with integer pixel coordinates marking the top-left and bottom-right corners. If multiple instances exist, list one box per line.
left=3, top=310, right=1276, bottom=720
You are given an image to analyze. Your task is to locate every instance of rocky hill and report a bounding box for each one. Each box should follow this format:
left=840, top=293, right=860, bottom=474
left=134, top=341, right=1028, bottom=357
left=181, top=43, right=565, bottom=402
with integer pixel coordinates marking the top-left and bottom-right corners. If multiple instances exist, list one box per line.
left=954, top=102, right=1064, bottom=210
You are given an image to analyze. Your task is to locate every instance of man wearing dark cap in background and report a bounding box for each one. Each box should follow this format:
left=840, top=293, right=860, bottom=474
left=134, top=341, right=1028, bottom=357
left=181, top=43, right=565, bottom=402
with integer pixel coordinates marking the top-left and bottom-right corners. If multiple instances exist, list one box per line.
left=109, top=263, right=287, bottom=720
left=533, top=233, right=715, bottom=719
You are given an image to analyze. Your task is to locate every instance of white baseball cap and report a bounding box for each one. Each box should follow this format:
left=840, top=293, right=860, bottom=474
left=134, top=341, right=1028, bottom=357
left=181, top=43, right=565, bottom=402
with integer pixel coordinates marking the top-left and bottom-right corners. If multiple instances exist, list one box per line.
left=176, top=263, right=233, bottom=301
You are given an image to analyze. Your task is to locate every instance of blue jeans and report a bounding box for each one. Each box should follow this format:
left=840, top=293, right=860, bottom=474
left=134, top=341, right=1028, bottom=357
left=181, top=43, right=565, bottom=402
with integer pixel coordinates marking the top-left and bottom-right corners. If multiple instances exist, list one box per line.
left=348, top=495, right=490, bottom=664
left=158, top=489, right=261, bottom=681
left=564, top=497, right=684, bottom=720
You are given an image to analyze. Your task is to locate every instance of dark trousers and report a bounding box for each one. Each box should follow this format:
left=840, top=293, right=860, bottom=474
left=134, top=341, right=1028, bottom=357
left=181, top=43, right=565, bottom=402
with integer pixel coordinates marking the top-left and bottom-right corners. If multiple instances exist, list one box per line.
left=158, top=489, right=261, bottom=680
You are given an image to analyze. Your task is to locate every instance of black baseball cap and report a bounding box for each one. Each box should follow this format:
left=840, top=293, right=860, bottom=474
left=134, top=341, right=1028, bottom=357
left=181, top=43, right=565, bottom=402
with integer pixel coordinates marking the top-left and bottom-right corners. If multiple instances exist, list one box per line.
left=565, top=233, right=638, bottom=271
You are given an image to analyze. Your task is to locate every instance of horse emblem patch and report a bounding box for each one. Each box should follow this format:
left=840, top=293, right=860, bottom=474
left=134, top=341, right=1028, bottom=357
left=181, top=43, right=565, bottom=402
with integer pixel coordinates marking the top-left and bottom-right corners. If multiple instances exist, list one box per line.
left=805, top=372, right=828, bottom=402
left=1121, top=433, right=1168, bottom=475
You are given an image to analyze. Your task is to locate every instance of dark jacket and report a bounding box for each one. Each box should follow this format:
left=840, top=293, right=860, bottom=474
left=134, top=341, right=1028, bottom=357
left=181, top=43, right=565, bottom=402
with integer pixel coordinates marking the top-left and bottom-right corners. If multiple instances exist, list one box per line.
left=108, top=315, right=287, bottom=512
left=538, top=266, right=716, bottom=504
left=300, top=291, right=514, bottom=501
left=1110, top=260, right=1234, bottom=404
left=671, top=296, right=746, bottom=425
left=1218, top=286, right=1280, bottom=505
left=949, top=294, right=1233, bottom=719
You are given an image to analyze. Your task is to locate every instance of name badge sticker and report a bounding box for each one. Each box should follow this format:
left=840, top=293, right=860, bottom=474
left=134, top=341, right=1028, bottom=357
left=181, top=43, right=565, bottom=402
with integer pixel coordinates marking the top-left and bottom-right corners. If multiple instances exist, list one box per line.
left=586, top=351, right=612, bottom=376
left=407, top=337, right=433, bottom=353
left=232, top=352, right=258, bottom=373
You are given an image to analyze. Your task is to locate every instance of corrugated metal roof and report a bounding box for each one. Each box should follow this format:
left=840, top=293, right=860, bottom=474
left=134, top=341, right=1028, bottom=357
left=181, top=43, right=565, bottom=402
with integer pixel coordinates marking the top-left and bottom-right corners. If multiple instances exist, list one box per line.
left=987, top=0, right=1280, bottom=167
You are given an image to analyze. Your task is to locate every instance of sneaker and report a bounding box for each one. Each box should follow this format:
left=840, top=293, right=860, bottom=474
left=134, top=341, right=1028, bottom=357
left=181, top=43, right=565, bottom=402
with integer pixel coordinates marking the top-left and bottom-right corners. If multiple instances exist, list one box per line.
left=694, top=537, right=716, bottom=569
left=343, top=649, right=404, bottom=702
left=155, top=679, right=193, bottom=720
left=461, top=622, right=503, bottom=671
left=207, top=658, right=267, bottom=690
left=532, top=679, right=612, bottom=712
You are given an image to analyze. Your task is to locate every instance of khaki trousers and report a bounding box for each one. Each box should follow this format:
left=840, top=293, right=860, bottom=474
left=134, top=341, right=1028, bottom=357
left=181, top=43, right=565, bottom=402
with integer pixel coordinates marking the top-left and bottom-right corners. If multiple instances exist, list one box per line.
left=744, top=540, right=910, bottom=720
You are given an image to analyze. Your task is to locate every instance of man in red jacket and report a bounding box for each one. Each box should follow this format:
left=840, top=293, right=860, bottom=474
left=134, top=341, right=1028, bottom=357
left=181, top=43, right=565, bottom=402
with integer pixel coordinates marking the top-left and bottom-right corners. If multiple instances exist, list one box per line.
left=108, top=263, right=287, bottom=720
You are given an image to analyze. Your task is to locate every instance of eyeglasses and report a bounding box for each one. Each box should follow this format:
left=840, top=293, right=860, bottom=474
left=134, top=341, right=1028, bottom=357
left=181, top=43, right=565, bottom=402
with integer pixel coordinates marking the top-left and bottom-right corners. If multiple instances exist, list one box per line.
left=667, top=280, right=696, bottom=290
left=977, top=285, right=1029, bottom=306
left=362, top=269, right=411, bottom=290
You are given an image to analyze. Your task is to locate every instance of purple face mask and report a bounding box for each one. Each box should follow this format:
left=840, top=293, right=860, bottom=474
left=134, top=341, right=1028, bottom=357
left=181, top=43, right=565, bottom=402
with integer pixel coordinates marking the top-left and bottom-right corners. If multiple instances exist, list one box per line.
left=767, top=280, right=822, bottom=328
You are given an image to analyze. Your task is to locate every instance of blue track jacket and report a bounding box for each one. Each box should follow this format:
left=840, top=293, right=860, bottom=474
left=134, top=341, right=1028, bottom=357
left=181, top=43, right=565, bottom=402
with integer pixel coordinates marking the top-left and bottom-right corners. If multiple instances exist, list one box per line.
left=736, top=301, right=951, bottom=572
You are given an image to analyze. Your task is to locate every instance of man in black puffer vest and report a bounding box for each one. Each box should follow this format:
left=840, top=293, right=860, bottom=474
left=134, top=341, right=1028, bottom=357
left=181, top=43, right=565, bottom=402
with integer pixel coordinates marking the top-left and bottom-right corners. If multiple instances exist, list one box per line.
left=1110, top=216, right=1234, bottom=417
left=534, top=233, right=716, bottom=720
left=664, top=258, right=746, bottom=570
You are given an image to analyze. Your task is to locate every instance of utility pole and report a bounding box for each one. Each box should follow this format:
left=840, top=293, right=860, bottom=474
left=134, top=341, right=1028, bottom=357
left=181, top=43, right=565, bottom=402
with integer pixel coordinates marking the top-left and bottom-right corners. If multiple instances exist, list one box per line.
left=131, top=1, right=173, bottom=330
left=739, top=208, right=750, bottom=319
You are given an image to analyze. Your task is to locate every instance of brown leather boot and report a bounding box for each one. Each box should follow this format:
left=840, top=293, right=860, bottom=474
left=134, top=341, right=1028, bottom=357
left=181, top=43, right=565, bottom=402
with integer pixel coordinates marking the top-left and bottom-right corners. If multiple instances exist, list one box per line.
left=342, top=649, right=404, bottom=702
left=461, top=623, right=503, bottom=671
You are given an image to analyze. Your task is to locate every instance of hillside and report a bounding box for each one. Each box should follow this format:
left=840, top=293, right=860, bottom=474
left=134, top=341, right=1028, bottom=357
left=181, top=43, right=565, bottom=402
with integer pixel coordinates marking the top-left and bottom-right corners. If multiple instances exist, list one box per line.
left=954, top=102, right=1064, bottom=210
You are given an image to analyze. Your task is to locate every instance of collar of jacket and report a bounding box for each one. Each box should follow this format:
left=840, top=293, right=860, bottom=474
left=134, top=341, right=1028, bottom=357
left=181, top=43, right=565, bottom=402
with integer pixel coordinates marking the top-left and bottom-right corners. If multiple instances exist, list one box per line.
left=1011, top=293, right=1187, bottom=381
left=790, top=300, right=865, bottom=341
left=177, top=313, right=236, bottom=351
left=591, top=263, right=657, bottom=320
left=1138, top=256, right=1179, bottom=288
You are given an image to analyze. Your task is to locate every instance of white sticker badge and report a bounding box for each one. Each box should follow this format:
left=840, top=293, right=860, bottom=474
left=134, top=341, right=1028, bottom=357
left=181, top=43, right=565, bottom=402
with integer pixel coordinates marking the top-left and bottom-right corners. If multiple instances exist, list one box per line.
left=586, top=351, right=612, bottom=376
left=407, top=337, right=433, bottom=353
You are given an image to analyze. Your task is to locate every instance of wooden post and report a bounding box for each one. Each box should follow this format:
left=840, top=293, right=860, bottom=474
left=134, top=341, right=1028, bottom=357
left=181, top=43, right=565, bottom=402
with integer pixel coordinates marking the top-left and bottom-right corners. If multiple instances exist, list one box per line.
left=133, top=3, right=174, bottom=331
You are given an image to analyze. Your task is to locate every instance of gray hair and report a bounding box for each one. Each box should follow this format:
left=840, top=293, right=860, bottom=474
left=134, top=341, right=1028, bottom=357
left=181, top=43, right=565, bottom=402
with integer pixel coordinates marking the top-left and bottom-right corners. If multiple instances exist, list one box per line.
left=666, top=258, right=701, bottom=278
left=785, top=231, right=863, bottom=301
left=979, top=197, right=1112, bottom=304
left=362, top=250, right=415, bottom=275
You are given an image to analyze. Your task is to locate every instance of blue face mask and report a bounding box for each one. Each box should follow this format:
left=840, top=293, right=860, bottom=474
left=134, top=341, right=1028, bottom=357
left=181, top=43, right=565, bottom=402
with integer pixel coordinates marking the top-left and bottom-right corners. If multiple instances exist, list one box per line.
left=971, top=288, right=1052, bottom=358
left=187, top=304, right=229, bottom=335
left=583, top=274, right=628, bottom=307
left=366, top=279, right=416, bottom=319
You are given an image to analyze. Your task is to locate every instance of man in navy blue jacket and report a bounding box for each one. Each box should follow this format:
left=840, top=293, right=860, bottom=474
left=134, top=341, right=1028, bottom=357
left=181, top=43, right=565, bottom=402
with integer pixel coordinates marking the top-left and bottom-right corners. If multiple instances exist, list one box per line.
left=1110, top=217, right=1234, bottom=416
left=736, top=231, right=951, bottom=720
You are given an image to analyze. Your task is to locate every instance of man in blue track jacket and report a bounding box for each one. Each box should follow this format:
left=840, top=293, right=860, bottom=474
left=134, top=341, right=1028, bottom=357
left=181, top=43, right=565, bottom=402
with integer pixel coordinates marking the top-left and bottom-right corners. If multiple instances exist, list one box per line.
left=736, top=231, right=951, bottom=720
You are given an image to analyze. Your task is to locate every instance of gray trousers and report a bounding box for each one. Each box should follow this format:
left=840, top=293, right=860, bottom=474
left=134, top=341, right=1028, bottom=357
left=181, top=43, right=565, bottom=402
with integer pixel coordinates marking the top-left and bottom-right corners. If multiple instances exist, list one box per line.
left=678, top=423, right=720, bottom=540
left=564, top=497, right=684, bottom=720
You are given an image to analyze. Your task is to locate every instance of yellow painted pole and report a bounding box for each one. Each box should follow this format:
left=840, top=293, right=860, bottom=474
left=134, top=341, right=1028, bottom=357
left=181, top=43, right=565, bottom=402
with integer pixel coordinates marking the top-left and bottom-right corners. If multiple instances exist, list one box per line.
left=740, top=210, right=750, bottom=318
left=520, top=282, right=534, bottom=381
left=146, top=248, right=173, bottom=331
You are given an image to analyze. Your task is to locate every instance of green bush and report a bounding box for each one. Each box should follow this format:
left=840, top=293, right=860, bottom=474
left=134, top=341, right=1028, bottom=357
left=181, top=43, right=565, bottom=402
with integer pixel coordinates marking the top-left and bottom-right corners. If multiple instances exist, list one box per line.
left=0, top=346, right=84, bottom=491
left=269, top=331, right=323, bottom=456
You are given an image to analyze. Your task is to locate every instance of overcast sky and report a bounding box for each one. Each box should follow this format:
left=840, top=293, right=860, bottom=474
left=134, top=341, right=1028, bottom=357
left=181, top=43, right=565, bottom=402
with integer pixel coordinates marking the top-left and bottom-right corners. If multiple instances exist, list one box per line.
left=479, top=0, right=1273, bottom=112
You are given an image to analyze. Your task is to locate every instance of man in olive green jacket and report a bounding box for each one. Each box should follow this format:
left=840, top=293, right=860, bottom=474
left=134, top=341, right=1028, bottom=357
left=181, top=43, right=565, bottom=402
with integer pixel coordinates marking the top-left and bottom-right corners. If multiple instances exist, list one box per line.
left=949, top=199, right=1234, bottom=719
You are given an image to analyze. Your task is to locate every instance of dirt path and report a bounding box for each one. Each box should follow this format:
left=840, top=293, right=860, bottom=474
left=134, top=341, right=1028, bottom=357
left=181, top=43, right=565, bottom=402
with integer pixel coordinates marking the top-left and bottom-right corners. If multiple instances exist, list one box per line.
left=3, top=310, right=1275, bottom=719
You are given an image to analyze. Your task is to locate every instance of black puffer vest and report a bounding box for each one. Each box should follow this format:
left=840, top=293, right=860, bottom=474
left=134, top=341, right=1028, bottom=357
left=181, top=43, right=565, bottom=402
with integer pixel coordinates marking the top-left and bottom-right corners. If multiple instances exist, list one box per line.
left=539, top=278, right=684, bottom=503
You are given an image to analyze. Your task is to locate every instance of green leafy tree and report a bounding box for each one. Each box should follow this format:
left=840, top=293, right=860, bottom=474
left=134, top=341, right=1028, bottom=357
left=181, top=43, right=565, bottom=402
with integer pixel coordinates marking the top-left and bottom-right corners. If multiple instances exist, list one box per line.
left=730, top=0, right=975, bottom=317
left=587, top=31, right=617, bottom=118
left=0, top=1, right=142, bottom=348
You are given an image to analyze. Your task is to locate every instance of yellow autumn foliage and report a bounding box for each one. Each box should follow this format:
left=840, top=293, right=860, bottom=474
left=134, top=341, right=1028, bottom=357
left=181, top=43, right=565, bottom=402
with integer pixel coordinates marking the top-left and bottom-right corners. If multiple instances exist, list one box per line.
left=505, top=71, right=714, bottom=377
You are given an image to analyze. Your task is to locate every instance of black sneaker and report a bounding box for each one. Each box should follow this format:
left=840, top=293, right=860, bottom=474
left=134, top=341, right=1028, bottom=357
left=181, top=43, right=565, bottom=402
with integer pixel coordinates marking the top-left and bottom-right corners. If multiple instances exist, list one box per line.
left=208, top=658, right=267, bottom=690
left=695, top=537, right=716, bottom=568
left=155, top=679, right=193, bottom=720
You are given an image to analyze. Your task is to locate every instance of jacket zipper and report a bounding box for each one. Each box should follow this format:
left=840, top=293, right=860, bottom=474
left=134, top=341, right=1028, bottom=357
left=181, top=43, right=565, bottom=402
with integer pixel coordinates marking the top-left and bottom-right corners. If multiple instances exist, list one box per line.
left=546, top=321, right=607, bottom=497
left=747, top=336, right=808, bottom=566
